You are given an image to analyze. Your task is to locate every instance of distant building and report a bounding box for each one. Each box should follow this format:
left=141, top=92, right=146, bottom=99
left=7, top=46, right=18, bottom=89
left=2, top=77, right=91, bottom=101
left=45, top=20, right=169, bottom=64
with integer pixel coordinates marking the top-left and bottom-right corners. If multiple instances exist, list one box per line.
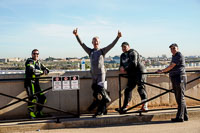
left=66, top=58, right=80, bottom=62
left=45, top=57, right=66, bottom=61
left=113, top=56, right=120, bottom=63
left=105, top=56, right=113, bottom=62
left=7, top=58, right=23, bottom=62
left=0, top=58, right=8, bottom=63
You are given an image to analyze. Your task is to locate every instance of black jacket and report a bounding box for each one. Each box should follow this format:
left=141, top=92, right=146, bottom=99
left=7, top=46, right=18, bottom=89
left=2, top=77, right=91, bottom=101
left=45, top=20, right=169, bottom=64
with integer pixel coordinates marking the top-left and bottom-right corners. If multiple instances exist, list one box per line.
left=120, top=49, right=145, bottom=76
left=25, top=58, right=49, bottom=79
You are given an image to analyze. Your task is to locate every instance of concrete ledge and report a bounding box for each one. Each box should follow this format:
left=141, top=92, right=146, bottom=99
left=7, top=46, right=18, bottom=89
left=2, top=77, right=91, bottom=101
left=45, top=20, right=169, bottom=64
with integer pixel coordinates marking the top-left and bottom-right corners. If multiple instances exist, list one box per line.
left=0, top=108, right=200, bottom=133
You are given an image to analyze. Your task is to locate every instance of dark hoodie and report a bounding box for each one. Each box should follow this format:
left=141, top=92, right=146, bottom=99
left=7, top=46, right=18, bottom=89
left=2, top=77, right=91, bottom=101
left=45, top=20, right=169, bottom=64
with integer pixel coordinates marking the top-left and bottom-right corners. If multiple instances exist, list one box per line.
left=120, top=49, right=145, bottom=76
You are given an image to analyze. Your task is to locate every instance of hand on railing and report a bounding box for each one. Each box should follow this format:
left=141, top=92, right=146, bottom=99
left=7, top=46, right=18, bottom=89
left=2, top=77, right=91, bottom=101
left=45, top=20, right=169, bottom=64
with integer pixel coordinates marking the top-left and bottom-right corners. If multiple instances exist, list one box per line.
left=119, top=67, right=127, bottom=74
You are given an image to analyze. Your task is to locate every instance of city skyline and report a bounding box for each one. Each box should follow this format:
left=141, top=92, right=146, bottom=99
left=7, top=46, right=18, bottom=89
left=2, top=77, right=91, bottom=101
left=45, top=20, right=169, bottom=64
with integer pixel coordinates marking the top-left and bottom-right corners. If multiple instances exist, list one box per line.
left=0, top=0, right=200, bottom=59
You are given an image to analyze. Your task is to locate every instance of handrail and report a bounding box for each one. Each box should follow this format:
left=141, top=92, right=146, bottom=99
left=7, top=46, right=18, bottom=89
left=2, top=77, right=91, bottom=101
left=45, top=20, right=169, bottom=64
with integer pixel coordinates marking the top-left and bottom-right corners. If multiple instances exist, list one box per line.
left=0, top=70, right=199, bottom=82
left=117, top=70, right=200, bottom=115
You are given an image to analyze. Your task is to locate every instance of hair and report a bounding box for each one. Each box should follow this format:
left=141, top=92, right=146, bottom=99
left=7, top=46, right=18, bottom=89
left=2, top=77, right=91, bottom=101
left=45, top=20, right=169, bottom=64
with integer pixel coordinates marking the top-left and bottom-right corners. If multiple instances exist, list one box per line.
left=121, top=42, right=129, bottom=47
left=32, top=49, right=39, bottom=54
left=93, top=36, right=99, bottom=40
left=169, top=43, right=178, bottom=48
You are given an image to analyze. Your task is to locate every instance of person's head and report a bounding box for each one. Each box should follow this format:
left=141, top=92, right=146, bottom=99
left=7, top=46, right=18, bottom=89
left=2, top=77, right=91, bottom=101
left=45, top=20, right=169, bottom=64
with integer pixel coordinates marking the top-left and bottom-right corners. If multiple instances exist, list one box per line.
left=169, top=43, right=179, bottom=55
left=92, top=36, right=100, bottom=49
left=31, top=49, right=39, bottom=61
left=121, top=42, right=130, bottom=53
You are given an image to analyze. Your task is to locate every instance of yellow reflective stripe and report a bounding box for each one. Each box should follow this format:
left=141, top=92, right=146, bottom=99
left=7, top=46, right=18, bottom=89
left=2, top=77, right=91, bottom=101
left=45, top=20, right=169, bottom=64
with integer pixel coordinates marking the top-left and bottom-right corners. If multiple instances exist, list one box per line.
left=44, top=99, right=47, bottom=103
left=27, top=64, right=34, bottom=67
left=31, top=83, right=35, bottom=94
left=30, top=112, right=36, bottom=118
left=32, top=99, right=37, bottom=103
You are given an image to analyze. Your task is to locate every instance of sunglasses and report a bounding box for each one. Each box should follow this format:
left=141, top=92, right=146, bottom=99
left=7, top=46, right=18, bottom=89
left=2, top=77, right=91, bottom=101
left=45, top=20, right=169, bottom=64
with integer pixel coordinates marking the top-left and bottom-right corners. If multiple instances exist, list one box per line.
left=170, top=47, right=176, bottom=50
left=32, top=53, right=39, bottom=55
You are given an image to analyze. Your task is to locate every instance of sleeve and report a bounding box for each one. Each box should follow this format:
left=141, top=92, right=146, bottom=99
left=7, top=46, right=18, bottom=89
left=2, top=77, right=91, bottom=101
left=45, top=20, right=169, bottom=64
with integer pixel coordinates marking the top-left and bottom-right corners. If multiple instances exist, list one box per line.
left=172, top=54, right=181, bottom=65
left=26, top=60, right=43, bottom=76
left=25, top=60, right=35, bottom=76
left=102, top=36, right=120, bottom=55
left=126, top=51, right=138, bottom=71
left=41, top=63, right=49, bottom=73
left=75, top=35, right=91, bottom=55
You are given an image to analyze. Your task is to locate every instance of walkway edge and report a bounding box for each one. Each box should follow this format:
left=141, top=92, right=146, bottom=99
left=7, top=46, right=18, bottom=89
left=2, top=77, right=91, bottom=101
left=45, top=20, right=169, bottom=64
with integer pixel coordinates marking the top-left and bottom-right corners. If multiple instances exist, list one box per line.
left=0, top=109, right=200, bottom=133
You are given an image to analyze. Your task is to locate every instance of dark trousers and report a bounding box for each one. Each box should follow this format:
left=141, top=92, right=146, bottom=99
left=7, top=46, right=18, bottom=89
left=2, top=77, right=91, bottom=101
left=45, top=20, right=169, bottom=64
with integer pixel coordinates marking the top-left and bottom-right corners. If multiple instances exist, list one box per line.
left=25, top=79, right=46, bottom=113
left=123, top=73, right=147, bottom=108
left=170, top=75, right=188, bottom=119
left=89, top=73, right=107, bottom=114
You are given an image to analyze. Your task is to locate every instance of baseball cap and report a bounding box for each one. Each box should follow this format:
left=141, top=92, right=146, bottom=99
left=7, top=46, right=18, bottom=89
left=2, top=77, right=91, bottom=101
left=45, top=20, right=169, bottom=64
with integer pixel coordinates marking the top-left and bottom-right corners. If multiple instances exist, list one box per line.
left=169, top=43, right=178, bottom=48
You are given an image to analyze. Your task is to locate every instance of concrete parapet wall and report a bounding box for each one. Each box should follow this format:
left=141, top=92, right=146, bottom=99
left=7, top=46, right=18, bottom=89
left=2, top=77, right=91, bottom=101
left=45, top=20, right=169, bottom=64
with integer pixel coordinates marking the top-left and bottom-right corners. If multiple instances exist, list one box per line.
left=0, top=70, right=199, bottom=119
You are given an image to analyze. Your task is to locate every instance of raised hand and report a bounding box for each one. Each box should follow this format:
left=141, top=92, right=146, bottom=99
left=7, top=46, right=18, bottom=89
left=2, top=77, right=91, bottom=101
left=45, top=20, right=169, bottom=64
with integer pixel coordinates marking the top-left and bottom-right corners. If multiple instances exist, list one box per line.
left=117, top=30, right=122, bottom=38
left=73, top=28, right=78, bottom=36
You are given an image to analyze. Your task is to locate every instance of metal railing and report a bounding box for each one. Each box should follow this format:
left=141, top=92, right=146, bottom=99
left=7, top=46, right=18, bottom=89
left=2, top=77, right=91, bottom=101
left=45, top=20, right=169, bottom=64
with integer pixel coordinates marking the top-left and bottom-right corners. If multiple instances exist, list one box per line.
left=118, top=70, right=200, bottom=115
left=0, top=70, right=199, bottom=122
left=0, top=76, right=80, bottom=123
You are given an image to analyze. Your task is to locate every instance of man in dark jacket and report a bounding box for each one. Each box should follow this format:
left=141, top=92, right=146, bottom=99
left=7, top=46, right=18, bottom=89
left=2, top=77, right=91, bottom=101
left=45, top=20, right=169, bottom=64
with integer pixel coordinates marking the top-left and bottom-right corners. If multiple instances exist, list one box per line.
left=73, top=28, right=122, bottom=117
left=116, top=42, right=148, bottom=113
left=25, top=49, right=49, bottom=119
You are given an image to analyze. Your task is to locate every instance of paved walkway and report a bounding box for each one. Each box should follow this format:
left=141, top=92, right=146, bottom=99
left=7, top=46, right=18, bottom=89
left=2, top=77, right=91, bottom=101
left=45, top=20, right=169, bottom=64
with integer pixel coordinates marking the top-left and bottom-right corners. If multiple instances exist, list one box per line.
left=0, top=107, right=200, bottom=133
left=23, top=118, right=200, bottom=133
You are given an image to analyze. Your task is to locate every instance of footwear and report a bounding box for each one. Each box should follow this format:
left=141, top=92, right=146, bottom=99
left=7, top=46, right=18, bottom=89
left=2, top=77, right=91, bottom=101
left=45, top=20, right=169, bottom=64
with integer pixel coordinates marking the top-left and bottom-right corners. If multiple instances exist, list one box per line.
left=140, top=100, right=148, bottom=112
left=29, top=111, right=36, bottom=119
left=171, top=118, right=184, bottom=122
left=184, top=116, right=189, bottom=121
left=115, top=107, right=127, bottom=114
left=36, top=111, right=45, bottom=118
left=93, top=112, right=103, bottom=118
left=140, top=105, right=148, bottom=112
left=103, top=109, right=107, bottom=115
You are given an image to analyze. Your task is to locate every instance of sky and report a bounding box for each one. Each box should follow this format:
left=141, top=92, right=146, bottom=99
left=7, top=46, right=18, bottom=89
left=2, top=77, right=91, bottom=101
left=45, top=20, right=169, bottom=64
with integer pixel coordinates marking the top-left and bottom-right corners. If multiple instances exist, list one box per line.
left=0, top=0, right=200, bottom=59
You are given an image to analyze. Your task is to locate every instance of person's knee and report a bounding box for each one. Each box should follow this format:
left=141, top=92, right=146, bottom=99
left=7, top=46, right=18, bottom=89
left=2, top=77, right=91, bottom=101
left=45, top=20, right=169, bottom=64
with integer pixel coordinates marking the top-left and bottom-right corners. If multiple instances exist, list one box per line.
left=97, top=85, right=111, bottom=103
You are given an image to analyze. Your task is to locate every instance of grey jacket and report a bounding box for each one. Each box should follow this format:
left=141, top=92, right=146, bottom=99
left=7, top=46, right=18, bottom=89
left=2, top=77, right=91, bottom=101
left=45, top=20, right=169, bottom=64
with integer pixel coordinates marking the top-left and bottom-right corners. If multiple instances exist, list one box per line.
left=76, top=36, right=119, bottom=74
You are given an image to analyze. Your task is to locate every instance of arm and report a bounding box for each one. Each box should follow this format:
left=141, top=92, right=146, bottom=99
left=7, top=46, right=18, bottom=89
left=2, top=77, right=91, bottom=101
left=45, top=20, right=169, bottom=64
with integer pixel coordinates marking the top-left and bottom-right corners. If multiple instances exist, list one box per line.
left=119, top=67, right=127, bottom=74
left=102, top=31, right=122, bottom=55
left=156, top=53, right=181, bottom=74
left=156, top=63, right=176, bottom=74
left=73, top=28, right=91, bottom=55
left=26, top=60, right=43, bottom=76
left=124, top=50, right=138, bottom=72
left=41, top=63, right=49, bottom=75
left=119, top=54, right=127, bottom=74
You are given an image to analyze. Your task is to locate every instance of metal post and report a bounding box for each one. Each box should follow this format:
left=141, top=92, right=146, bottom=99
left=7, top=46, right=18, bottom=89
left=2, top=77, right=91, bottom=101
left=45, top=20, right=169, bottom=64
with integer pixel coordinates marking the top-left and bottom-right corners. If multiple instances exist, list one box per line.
left=118, top=74, right=122, bottom=110
left=77, top=89, right=80, bottom=117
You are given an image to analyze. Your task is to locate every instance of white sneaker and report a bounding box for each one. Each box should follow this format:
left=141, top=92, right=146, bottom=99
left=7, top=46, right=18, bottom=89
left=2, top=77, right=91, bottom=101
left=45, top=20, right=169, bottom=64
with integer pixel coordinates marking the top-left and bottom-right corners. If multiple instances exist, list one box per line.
left=140, top=100, right=148, bottom=112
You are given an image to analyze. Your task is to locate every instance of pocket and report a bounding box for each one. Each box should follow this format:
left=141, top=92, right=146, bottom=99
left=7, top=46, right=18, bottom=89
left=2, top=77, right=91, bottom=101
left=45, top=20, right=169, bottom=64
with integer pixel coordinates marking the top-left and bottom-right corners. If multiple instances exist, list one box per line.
left=171, top=75, right=181, bottom=83
left=180, top=75, right=187, bottom=83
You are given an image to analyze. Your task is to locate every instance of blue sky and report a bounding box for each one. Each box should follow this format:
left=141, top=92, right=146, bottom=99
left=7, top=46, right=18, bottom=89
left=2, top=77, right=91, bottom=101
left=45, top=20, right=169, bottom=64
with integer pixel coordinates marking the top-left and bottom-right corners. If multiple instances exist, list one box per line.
left=0, top=0, right=200, bottom=59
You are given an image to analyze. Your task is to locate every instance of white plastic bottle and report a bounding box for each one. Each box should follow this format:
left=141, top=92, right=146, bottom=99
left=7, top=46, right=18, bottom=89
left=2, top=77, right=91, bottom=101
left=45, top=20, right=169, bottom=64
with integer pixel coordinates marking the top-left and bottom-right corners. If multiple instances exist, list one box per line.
left=81, top=58, right=85, bottom=71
